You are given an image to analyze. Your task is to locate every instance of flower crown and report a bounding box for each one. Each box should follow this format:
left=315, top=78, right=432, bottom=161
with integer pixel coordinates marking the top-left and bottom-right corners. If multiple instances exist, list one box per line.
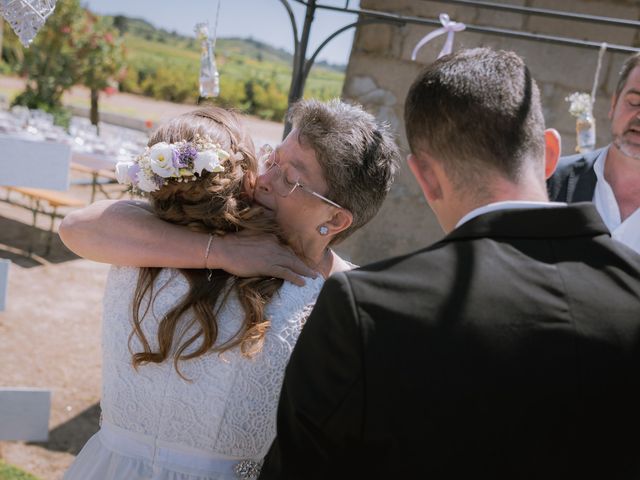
left=115, top=135, right=232, bottom=193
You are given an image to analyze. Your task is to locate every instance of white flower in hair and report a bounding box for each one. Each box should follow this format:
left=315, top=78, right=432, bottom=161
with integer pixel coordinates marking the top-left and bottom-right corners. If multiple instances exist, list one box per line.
left=149, top=142, right=178, bottom=178
left=136, top=169, right=160, bottom=192
left=194, top=149, right=225, bottom=175
left=115, top=160, right=136, bottom=185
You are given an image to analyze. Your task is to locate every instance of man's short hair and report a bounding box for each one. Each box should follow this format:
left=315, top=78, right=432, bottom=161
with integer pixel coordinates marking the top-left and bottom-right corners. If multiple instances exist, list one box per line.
left=404, top=48, right=545, bottom=192
left=289, top=99, right=399, bottom=244
left=615, top=52, right=640, bottom=100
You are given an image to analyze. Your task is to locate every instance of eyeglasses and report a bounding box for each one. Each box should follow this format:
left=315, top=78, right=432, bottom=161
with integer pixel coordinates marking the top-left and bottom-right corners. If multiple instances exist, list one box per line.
left=259, top=145, right=343, bottom=209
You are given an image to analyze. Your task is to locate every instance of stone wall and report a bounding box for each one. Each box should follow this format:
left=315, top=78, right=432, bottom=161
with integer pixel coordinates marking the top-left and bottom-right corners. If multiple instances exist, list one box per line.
left=334, top=0, right=640, bottom=265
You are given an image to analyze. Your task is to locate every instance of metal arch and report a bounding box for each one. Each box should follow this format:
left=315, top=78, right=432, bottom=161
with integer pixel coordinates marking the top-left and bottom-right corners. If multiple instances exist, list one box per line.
left=278, top=0, right=300, bottom=54
left=301, top=18, right=403, bottom=84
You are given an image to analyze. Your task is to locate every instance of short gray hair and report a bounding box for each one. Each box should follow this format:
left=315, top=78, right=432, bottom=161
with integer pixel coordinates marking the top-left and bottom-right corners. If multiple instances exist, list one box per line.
left=615, top=52, right=640, bottom=100
left=288, top=99, right=400, bottom=244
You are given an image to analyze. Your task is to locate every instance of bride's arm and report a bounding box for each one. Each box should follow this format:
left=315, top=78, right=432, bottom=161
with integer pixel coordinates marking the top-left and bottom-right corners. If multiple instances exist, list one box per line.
left=59, top=200, right=316, bottom=285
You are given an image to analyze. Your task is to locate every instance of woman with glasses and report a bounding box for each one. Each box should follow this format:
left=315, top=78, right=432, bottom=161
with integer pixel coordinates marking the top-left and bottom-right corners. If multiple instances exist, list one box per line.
left=60, top=99, right=399, bottom=479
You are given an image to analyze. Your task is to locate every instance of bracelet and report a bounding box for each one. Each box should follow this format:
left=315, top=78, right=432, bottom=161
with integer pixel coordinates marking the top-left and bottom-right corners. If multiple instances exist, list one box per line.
left=204, top=233, right=213, bottom=281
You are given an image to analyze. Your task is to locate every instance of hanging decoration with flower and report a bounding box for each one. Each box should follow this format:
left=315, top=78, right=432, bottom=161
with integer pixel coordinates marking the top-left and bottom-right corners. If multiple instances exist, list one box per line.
left=565, top=42, right=607, bottom=153
left=566, top=92, right=596, bottom=153
left=0, top=0, right=57, bottom=47
left=195, top=1, right=221, bottom=98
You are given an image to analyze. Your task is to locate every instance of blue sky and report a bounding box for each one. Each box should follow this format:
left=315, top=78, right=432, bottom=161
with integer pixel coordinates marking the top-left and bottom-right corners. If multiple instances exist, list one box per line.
left=81, top=0, right=361, bottom=65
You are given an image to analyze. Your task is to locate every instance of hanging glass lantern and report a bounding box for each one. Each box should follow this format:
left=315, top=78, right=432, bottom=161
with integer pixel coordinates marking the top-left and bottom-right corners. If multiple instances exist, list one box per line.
left=195, top=22, right=220, bottom=98
left=0, top=0, right=57, bottom=47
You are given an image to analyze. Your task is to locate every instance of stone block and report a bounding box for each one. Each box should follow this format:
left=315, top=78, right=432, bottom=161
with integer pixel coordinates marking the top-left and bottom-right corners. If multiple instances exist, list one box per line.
left=526, top=0, right=639, bottom=46
left=337, top=186, right=443, bottom=265
left=475, top=4, right=527, bottom=30
left=344, top=52, right=424, bottom=135
left=353, top=23, right=394, bottom=56
left=0, top=388, right=51, bottom=441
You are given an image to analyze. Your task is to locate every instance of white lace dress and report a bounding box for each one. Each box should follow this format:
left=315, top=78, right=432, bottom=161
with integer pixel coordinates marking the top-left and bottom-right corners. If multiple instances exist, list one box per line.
left=64, top=266, right=324, bottom=480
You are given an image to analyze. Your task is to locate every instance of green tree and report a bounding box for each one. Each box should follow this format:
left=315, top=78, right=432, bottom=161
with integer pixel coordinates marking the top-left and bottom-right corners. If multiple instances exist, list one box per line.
left=1, top=19, right=24, bottom=73
left=253, top=79, right=287, bottom=121
left=113, top=15, right=128, bottom=35
left=75, top=13, right=126, bottom=129
left=217, top=75, right=248, bottom=110
left=12, top=0, right=86, bottom=122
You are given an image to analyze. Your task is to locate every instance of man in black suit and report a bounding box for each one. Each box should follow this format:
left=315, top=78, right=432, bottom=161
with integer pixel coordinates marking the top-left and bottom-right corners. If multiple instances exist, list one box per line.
left=548, top=52, right=640, bottom=253
left=260, top=48, right=640, bottom=479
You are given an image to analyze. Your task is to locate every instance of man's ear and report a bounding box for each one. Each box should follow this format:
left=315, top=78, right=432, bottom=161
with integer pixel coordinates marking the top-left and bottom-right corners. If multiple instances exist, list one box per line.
left=407, top=153, right=443, bottom=204
left=544, top=129, right=561, bottom=179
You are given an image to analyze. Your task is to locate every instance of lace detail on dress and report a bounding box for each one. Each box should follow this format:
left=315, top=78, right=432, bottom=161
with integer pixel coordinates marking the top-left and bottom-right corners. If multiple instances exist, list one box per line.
left=101, top=266, right=324, bottom=460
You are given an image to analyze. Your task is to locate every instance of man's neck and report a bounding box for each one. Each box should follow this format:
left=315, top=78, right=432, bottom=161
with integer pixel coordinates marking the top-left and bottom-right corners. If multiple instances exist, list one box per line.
left=445, top=175, right=549, bottom=233
left=605, top=146, right=640, bottom=221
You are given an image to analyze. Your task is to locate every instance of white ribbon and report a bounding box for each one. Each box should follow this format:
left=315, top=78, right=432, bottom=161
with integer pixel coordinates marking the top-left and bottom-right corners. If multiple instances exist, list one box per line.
left=411, top=13, right=466, bottom=61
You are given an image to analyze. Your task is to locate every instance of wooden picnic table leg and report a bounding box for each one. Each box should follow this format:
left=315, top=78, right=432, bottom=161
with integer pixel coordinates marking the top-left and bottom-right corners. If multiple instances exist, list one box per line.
left=27, top=198, right=39, bottom=257
left=90, top=172, right=98, bottom=204
left=45, top=206, right=58, bottom=256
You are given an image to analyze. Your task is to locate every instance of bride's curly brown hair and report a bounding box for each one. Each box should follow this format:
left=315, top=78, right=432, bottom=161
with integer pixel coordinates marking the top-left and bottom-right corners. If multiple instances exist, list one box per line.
left=130, top=107, right=283, bottom=378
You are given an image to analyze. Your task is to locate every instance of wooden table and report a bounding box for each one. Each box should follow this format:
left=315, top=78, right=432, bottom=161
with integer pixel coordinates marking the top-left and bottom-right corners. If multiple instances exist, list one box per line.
left=2, top=186, right=86, bottom=255
left=71, top=151, right=125, bottom=203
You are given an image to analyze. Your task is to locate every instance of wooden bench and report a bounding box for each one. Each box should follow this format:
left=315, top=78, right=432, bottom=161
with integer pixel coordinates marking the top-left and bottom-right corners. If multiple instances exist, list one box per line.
left=1, top=186, right=85, bottom=255
left=70, top=162, right=120, bottom=203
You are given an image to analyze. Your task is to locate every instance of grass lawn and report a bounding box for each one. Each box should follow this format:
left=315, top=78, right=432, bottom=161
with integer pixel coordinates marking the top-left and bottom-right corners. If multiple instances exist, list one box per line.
left=0, top=461, right=41, bottom=480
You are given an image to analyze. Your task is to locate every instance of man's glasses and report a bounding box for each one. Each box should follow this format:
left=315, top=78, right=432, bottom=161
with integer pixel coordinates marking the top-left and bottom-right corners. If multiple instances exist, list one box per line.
left=259, top=145, right=343, bottom=209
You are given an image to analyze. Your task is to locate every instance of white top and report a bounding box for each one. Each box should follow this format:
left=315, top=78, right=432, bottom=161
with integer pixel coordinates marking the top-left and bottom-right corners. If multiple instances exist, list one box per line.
left=593, top=147, right=640, bottom=254
left=456, top=200, right=567, bottom=228
left=65, top=266, right=325, bottom=480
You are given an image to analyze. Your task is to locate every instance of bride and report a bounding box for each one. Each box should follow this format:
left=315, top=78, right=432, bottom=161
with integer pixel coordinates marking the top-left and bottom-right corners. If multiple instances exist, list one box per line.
left=61, top=102, right=399, bottom=479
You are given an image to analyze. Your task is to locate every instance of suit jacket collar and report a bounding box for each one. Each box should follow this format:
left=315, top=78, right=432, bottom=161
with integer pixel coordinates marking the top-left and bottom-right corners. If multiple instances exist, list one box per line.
left=566, top=148, right=601, bottom=202
left=445, top=202, right=608, bottom=241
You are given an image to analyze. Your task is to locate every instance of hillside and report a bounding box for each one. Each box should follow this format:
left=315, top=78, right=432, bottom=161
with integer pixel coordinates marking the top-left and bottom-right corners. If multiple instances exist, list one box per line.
left=105, top=14, right=346, bottom=120
left=110, top=14, right=345, bottom=72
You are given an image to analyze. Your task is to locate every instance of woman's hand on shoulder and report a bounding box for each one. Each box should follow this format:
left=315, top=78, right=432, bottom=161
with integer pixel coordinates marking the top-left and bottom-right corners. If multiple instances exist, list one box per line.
left=210, top=232, right=318, bottom=286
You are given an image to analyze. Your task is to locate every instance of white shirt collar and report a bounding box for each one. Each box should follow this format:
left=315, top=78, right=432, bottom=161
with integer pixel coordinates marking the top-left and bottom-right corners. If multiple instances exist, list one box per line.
left=593, top=146, right=619, bottom=229
left=456, top=200, right=567, bottom=229
left=593, top=146, right=640, bottom=254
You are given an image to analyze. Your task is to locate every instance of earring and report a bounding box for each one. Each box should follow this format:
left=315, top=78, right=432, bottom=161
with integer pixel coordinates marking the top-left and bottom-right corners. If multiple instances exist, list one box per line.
left=318, top=225, right=329, bottom=236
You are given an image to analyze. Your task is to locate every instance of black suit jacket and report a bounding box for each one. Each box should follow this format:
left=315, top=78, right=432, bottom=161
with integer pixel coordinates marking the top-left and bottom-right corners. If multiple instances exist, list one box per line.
left=547, top=147, right=604, bottom=202
left=260, top=204, right=640, bottom=480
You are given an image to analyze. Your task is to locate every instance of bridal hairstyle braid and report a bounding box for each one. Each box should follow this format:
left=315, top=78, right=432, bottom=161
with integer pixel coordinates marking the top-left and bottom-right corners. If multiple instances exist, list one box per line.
left=130, top=108, right=284, bottom=378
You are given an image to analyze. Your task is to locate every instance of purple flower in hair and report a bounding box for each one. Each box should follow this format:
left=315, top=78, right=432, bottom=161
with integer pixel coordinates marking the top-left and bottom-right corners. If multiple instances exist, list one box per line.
left=175, top=143, right=198, bottom=168
left=172, top=148, right=183, bottom=168
left=129, top=163, right=141, bottom=183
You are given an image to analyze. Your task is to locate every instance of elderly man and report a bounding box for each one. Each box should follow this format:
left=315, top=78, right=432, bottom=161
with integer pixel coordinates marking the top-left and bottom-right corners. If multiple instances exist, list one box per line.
left=259, top=48, right=640, bottom=479
left=548, top=52, right=640, bottom=253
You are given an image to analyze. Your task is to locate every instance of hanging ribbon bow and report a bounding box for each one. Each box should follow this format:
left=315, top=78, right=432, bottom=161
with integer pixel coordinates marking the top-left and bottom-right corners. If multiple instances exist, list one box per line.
left=411, top=13, right=466, bottom=62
